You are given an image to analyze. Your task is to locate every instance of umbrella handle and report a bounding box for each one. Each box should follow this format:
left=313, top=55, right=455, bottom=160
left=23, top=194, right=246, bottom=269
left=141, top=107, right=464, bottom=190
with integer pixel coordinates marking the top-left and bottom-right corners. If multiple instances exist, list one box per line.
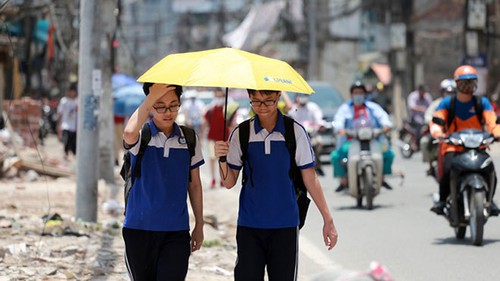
left=219, top=87, right=229, bottom=163
left=223, top=87, right=228, bottom=140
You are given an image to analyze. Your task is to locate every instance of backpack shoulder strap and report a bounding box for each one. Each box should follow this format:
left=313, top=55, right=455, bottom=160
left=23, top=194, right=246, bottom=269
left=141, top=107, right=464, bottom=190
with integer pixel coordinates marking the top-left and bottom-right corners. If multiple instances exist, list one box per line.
left=283, top=115, right=307, bottom=194
left=239, top=119, right=251, bottom=187
left=180, top=125, right=196, bottom=182
left=133, top=122, right=152, bottom=178
left=446, top=95, right=456, bottom=131
left=474, top=95, right=484, bottom=124
left=180, top=125, right=196, bottom=158
left=283, top=115, right=297, bottom=169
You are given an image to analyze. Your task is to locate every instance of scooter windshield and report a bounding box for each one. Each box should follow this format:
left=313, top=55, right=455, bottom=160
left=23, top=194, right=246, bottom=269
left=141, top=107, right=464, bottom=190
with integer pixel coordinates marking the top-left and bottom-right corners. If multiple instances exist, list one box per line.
left=459, top=131, right=484, bottom=148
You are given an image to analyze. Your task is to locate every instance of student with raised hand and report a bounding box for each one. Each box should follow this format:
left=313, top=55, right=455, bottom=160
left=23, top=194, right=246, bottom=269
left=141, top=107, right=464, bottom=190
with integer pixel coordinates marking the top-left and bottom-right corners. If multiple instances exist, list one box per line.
left=122, top=83, right=204, bottom=281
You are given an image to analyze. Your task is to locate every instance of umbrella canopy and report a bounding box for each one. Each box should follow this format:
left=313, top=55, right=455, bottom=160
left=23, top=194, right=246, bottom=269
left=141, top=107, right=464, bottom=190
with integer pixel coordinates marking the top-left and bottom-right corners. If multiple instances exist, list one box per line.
left=112, top=73, right=138, bottom=90
left=137, top=47, right=314, bottom=94
left=113, top=84, right=144, bottom=100
left=113, top=84, right=145, bottom=117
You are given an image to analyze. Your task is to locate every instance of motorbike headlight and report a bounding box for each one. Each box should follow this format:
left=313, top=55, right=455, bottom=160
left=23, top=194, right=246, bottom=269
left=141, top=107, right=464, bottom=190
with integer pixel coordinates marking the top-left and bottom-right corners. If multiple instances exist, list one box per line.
left=358, top=127, right=373, bottom=141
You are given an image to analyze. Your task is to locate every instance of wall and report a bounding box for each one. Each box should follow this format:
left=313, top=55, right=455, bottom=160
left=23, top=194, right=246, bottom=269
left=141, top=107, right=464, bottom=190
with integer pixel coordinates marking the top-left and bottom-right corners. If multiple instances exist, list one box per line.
left=2, top=98, right=42, bottom=148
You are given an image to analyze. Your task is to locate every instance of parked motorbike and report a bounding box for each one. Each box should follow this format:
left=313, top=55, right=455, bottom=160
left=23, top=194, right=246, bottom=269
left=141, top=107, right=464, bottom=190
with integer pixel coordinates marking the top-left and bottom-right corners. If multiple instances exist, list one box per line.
left=432, top=127, right=497, bottom=246
left=343, top=118, right=384, bottom=210
left=398, top=119, right=428, bottom=159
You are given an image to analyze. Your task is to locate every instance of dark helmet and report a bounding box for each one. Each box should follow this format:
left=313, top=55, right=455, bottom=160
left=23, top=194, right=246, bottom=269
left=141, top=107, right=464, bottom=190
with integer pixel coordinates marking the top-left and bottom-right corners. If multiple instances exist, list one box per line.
left=350, top=80, right=367, bottom=94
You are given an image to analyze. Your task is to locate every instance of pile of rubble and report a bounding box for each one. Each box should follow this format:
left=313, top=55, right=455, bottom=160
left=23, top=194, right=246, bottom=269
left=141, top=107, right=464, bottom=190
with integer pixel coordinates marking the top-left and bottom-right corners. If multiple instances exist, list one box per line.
left=1, top=107, right=73, bottom=181
left=0, top=177, right=239, bottom=280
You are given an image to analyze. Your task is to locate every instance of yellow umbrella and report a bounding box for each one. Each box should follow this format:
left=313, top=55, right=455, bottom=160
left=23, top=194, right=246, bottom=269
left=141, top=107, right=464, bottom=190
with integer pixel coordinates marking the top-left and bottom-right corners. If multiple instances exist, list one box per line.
left=137, top=47, right=314, bottom=94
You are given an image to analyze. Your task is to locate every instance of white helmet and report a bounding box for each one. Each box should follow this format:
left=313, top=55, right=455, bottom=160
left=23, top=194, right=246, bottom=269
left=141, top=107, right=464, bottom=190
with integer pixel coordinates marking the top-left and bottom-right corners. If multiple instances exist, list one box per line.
left=439, top=79, right=456, bottom=94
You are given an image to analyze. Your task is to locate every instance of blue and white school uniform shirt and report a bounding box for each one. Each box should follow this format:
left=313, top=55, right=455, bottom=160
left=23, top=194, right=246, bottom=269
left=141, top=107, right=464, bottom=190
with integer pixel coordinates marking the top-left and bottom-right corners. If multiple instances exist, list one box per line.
left=227, top=111, right=315, bottom=229
left=123, top=120, right=204, bottom=231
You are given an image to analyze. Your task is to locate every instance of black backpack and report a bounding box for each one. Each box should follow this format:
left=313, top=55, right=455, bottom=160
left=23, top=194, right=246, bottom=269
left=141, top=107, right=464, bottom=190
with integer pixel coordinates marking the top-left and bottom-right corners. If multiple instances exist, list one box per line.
left=239, top=115, right=311, bottom=229
left=446, top=95, right=483, bottom=131
left=119, top=123, right=196, bottom=214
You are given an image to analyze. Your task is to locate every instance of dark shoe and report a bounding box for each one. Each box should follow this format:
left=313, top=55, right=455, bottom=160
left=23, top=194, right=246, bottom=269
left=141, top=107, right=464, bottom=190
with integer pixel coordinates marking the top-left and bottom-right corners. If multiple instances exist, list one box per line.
left=490, top=202, right=500, bottom=216
left=382, top=181, right=393, bottom=190
left=426, top=168, right=434, bottom=177
left=335, top=184, right=346, bottom=193
left=430, top=201, right=446, bottom=215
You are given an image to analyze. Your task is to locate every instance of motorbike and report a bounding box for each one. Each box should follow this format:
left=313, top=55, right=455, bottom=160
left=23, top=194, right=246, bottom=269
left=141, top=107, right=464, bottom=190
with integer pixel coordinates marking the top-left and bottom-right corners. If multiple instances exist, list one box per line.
left=432, top=127, right=497, bottom=246
left=420, top=132, right=440, bottom=182
left=39, top=102, right=58, bottom=145
left=398, top=118, right=428, bottom=159
left=343, top=118, right=384, bottom=210
left=302, top=120, right=325, bottom=176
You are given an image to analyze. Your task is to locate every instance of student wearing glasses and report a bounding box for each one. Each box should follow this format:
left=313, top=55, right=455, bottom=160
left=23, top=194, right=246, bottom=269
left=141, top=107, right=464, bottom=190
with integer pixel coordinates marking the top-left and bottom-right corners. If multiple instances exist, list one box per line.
left=214, top=89, right=338, bottom=281
left=122, top=83, right=204, bottom=281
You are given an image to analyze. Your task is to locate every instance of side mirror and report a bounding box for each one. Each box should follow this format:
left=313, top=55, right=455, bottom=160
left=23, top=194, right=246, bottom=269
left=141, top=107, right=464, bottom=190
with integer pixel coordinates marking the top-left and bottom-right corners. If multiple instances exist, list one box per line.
left=432, top=117, right=445, bottom=126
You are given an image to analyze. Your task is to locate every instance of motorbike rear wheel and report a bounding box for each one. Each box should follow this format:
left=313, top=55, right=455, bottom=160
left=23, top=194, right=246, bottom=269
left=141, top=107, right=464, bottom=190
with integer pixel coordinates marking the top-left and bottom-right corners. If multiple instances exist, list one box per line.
left=363, top=166, right=374, bottom=210
left=400, top=133, right=414, bottom=159
left=469, top=190, right=486, bottom=246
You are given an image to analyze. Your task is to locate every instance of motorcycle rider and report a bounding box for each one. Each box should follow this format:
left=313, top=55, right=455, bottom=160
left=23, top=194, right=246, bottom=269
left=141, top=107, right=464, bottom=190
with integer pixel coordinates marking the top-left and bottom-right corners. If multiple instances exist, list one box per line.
left=407, top=84, right=433, bottom=140
left=289, top=93, right=325, bottom=176
left=430, top=65, right=500, bottom=215
left=421, top=79, right=457, bottom=177
left=331, top=81, right=394, bottom=192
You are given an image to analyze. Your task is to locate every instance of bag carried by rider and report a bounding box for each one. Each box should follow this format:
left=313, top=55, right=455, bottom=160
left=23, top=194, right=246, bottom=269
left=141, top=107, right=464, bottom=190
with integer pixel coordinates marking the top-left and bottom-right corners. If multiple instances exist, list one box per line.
left=119, top=123, right=196, bottom=215
left=239, top=115, right=311, bottom=229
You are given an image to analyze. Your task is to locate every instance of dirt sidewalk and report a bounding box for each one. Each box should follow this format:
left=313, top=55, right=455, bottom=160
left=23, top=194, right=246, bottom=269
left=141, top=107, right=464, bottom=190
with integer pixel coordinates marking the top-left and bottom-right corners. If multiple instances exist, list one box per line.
left=0, top=132, right=244, bottom=280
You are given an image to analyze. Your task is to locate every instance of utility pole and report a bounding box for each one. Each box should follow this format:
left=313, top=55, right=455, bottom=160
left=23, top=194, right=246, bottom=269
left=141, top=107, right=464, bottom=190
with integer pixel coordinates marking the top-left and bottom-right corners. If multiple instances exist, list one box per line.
left=98, top=0, right=117, bottom=183
left=307, top=0, right=318, bottom=80
left=76, top=0, right=99, bottom=222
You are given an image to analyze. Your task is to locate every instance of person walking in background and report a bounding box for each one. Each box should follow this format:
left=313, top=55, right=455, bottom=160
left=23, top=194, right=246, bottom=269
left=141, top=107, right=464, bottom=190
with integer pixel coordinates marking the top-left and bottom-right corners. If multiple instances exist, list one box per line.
left=182, top=90, right=206, bottom=135
left=57, top=83, right=78, bottom=161
left=122, top=83, right=204, bottom=280
left=203, top=87, right=239, bottom=189
left=215, top=89, right=338, bottom=281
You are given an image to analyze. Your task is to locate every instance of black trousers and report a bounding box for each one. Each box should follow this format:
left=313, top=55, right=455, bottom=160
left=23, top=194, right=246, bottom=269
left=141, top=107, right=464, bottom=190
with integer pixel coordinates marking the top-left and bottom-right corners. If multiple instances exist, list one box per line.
left=122, top=227, right=191, bottom=281
left=62, top=130, right=77, bottom=155
left=235, top=226, right=298, bottom=281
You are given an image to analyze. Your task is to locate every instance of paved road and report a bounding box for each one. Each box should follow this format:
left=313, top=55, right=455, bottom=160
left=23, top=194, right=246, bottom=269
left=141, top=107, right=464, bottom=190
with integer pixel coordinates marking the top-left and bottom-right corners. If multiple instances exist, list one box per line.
left=300, top=147, right=500, bottom=280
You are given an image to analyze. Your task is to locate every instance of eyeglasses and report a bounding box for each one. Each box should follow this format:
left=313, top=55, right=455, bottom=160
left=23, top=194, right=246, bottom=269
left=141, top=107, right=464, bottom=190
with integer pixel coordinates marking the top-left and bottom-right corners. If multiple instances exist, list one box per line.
left=153, top=104, right=181, bottom=113
left=249, top=99, right=277, bottom=107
